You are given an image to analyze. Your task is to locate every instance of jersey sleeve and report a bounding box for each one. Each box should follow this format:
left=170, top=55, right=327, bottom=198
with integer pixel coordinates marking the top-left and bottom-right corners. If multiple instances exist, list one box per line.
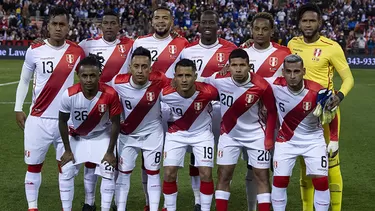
left=14, top=47, right=35, bottom=112
left=330, top=44, right=354, bottom=96
left=201, top=73, right=217, bottom=87
left=109, top=92, right=122, bottom=118
left=59, top=90, right=71, bottom=114
left=207, top=84, right=219, bottom=101
left=261, top=84, right=277, bottom=150
left=78, top=39, right=89, bottom=56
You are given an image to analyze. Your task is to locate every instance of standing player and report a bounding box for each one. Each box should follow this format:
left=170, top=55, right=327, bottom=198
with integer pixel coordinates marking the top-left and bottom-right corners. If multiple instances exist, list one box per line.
left=288, top=3, right=354, bottom=211
left=161, top=59, right=218, bottom=211
left=205, top=49, right=277, bottom=211
left=270, top=54, right=330, bottom=211
left=240, top=12, right=291, bottom=211
left=111, top=47, right=170, bottom=211
left=58, top=55, right=121, bottom=211
left=14, top=7, right=84, bottom=211
left=77, top=10, right=133, bottom=210
left=167, top=10, right=237, bottom=210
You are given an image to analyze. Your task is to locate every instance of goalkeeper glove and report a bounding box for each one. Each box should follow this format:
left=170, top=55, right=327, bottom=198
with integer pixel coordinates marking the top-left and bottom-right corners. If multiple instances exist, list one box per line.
left=313, top=89, right=332, bottom=117
left=327, top=141, right=339, bottom=158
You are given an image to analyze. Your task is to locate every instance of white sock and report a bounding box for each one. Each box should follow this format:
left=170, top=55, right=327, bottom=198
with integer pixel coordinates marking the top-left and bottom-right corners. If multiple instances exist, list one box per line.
left=113, top=169, right=119, bottom=205
left=200, top=192, right=213, bottom=211
left=271, top=186, right=287, bottom=211
left=101, top=178, right=115, bottom=211
left=25, top=171, right=41, bottom=209
left=142, top=168, right=150, bottom=206
left=147, top=174, right=161, bottom=211
left=84, top=166, right=98, bottom=206
left=314, top=189, right=330, bottom=211
left=245, top=168, right=257, bottom=211
left=191, top=176, right=201, bottom=205
left=164, top=192, right=177, bottom=211
left=115, top=172, right=131, bottom=211
left=215, top=190, right=230, bottom=200
left=59, top=173, right=75, bottom=211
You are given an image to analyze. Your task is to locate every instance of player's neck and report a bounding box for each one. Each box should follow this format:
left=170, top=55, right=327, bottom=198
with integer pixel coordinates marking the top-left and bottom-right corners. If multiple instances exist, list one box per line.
left=153, top=32, right=170, bottom=40
left=47, top=38, right=65, bottom=47
left=254, top=41, right=271, bottom=50
left=200, top=38, right=218, bottom=46
left=287, top=82, right=305, bottom=95
left=130, top=76, right=149, bottom=89
left=82, top=87, right=99, bottom=100
left=177, top=85, right=196, bottom=98
left=304, top=34, right=320, bottom=43
left=232, top=73, right=250, bottom=86
left=103, top=36, right=117, bottom=43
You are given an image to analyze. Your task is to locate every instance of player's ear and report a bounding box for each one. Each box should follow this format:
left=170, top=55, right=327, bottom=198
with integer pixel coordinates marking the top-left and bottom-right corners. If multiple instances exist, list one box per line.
left=302, top=67, right=306, bottom=76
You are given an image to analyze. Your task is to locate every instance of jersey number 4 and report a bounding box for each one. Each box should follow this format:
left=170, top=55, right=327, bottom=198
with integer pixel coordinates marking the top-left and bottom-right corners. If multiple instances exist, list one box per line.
left=42, top=61, right=54, bottom=73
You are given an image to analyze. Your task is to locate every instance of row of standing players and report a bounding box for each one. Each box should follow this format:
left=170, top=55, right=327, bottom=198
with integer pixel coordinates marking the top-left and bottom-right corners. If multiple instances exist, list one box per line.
left=15, top=3, right=354, bottom=211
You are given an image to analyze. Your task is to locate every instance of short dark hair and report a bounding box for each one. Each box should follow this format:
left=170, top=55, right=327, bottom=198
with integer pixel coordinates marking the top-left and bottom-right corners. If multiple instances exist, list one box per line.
left=78, top=54, right=105, bottom=74
left=229, top=49, right=249, bottom=64
left=297, top=3, right=322, bottom=22
left=201, top=10, right=219, bottom=22
left=132, top=47, right=151, bottom=61
left=175, top=59, right=197, bottom=72
left=153, top=6, right=173, bottom=18
left=49, top=6, right=69, bottom=22
left=251, top=12, right=274, bottom=29
left=283, top=54, right=304, bottom=67
left=103, top=10, right=120, bottom=23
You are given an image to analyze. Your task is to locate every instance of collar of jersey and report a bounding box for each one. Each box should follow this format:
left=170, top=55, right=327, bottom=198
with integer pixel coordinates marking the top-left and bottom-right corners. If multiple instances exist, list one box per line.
left=251, top=42, right=273, bottom=53
left=129, top=76, right=150, bottom=89
left=199, top=39, right=219, bottom=49
left=102, top=37, right=118, bottom=46
left=152, top=34, right=172, bottom=41
left=287, top=81, right=305, bottom=96
left=44, top=39, right=67, bottom=50
left=231, top=72, right=251, bottom=87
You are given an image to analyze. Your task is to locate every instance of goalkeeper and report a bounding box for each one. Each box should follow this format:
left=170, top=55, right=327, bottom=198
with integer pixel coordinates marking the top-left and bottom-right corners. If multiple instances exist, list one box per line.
left=287, top=3, right=354, bottom=211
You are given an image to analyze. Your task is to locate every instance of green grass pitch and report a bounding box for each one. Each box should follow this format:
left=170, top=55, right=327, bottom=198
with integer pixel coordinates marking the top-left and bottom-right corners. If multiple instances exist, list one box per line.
left=0, top=60, right=374, bottom=210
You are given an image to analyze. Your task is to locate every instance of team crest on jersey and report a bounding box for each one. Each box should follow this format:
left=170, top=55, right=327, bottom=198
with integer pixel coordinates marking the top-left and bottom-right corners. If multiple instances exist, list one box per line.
left=117, top=44, right=127, bottom=54
left=218, top=150, right=223, bottom=158
left=269, top=57, right=278, bottom=67
left=216, top=53, right=225, bottom=63
left=302, top=102, right=312, bottom=111
left=169, top=45, right=177, bottom=55
left=146, top=92, right=155, bottom=102
left=245, top=94, right=255, bottom=104
left=98, top=104, right=107, bottom=113
left=273, top=161, right=278, bottom=169
left=66, top=54, right=75, bottom=64
left=24, top=150, right=30, bottom=158
left=314, top=48, right=322, bottom=57
left=194, top=102, right=203, bottom=111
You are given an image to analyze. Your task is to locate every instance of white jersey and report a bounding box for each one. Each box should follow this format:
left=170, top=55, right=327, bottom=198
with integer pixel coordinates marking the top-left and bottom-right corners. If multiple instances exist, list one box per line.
left=268, top=77, right=325, bottom=144
left=60, top=83, right=122, bottom=138
left=23, top=40, right=84, bottom=118
left=161, top=82, right=218, bottom=136
left=241, top=42, right=291, bottom=78
left=166, top=38, right=237, bottom=78
left=79, top=37, right=133, bottom=83
left=205, top=72, right=277, bottom=149
left=130, top=34, right=188, bottom=74
left=111, top=71, right=170, bottom=136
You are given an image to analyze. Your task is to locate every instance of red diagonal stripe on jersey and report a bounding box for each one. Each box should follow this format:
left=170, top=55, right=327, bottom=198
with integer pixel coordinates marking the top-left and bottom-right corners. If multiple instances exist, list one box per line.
left=31, top=45, right=80, bottom=117
left=256, top=49, right=290, bottom=78
left=100, top=39, right=133, bottom=83
left=168, top=83, right=217, bottom=132
left=276, top=91, right=317, bottom=142
left=71, top=91, right=107, bottom=136
left=120, top=82, right=163, bottom=135
left=221, top=87, right=262, bottom=134
left=152, top=37, right=187, bottom=73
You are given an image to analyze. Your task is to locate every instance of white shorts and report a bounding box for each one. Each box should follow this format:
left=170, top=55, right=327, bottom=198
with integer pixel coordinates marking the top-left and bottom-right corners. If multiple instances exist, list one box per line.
left=217, top=133, right=270, bottom=169
left=118, top=129, right=164, bottom=172
left=273, top=141, right=328, bottom=177
left=24, top=116, right=64, bottom=164
left=60, top=161, right=114, bottom=180
left=164, top=130, right=214, bottom=168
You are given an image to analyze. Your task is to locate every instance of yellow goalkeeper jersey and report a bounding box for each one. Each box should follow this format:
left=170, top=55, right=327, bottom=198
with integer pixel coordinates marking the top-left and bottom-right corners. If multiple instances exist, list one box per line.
left=288, top=36, right=354, bottom=96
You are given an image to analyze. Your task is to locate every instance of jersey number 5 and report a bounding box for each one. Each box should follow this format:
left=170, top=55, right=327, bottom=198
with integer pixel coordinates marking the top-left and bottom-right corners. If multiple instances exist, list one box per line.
left=42, top=61, right=54, bottom=73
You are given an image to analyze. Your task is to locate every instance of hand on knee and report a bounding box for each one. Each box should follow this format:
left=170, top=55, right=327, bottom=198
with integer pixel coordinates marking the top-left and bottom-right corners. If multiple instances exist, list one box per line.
left=273, top=176, right=290, bottom=188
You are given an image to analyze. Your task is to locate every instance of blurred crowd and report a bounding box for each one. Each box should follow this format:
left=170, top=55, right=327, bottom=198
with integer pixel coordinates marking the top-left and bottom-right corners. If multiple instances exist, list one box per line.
left=1, top=0, right=375, bottom=55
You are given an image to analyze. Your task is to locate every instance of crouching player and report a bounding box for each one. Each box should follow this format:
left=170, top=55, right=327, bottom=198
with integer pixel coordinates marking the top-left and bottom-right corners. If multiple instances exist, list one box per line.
left=58, top=55, right=121, bottom=211
left=269, top=54, right=331, bottom=211
left=161, top=59, right=218, bottom=211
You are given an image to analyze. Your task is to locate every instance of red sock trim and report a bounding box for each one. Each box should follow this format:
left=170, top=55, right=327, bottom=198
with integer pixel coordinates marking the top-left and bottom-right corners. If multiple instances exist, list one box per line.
left=273, top=176, right=290, bottom=188
left=258, top=202, right=271, bottom=211
left=312, top=176, right=329, bottom=191
left=119, top=170, right=133, bottom=174
left=200, top=181, right=214, bottom=195
left=85, top=162, right=96, bottom=168
left=146, top=169, right=160, bottom=175
left=163, top=180, right=177, bottom=194
left=189, top=165, right=199, bottom=176
left=215, top=199, right=228, bottom=211
left=27, top=163, right=43, bottom=173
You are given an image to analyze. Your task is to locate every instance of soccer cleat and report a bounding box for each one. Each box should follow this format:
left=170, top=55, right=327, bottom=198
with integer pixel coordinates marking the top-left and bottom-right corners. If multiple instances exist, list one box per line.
left=144, top=205, right=150, bottom=211
left=82, top=203, right=96, bottom=211
left=28, top=209, right=38, bottom=211
left=194, top=204, right=201, bottom=211
left=111, top=204, right=117, bottom=211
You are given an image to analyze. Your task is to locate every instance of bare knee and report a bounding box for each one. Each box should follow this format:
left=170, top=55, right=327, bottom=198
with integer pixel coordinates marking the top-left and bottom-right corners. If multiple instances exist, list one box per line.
left=253, top=168, right=270, bottom=191
left=164, top=166, right=178, bottom=182
left=216, top=165, right=235, bottom=191
left=199, top=166, right=212, bottom=182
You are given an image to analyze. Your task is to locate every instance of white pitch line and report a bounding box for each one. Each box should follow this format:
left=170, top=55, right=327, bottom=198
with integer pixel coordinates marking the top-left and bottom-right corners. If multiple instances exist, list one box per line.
left=0, top=81, right=19, bottom=87
left=0, top=102, right=31, bottom=105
